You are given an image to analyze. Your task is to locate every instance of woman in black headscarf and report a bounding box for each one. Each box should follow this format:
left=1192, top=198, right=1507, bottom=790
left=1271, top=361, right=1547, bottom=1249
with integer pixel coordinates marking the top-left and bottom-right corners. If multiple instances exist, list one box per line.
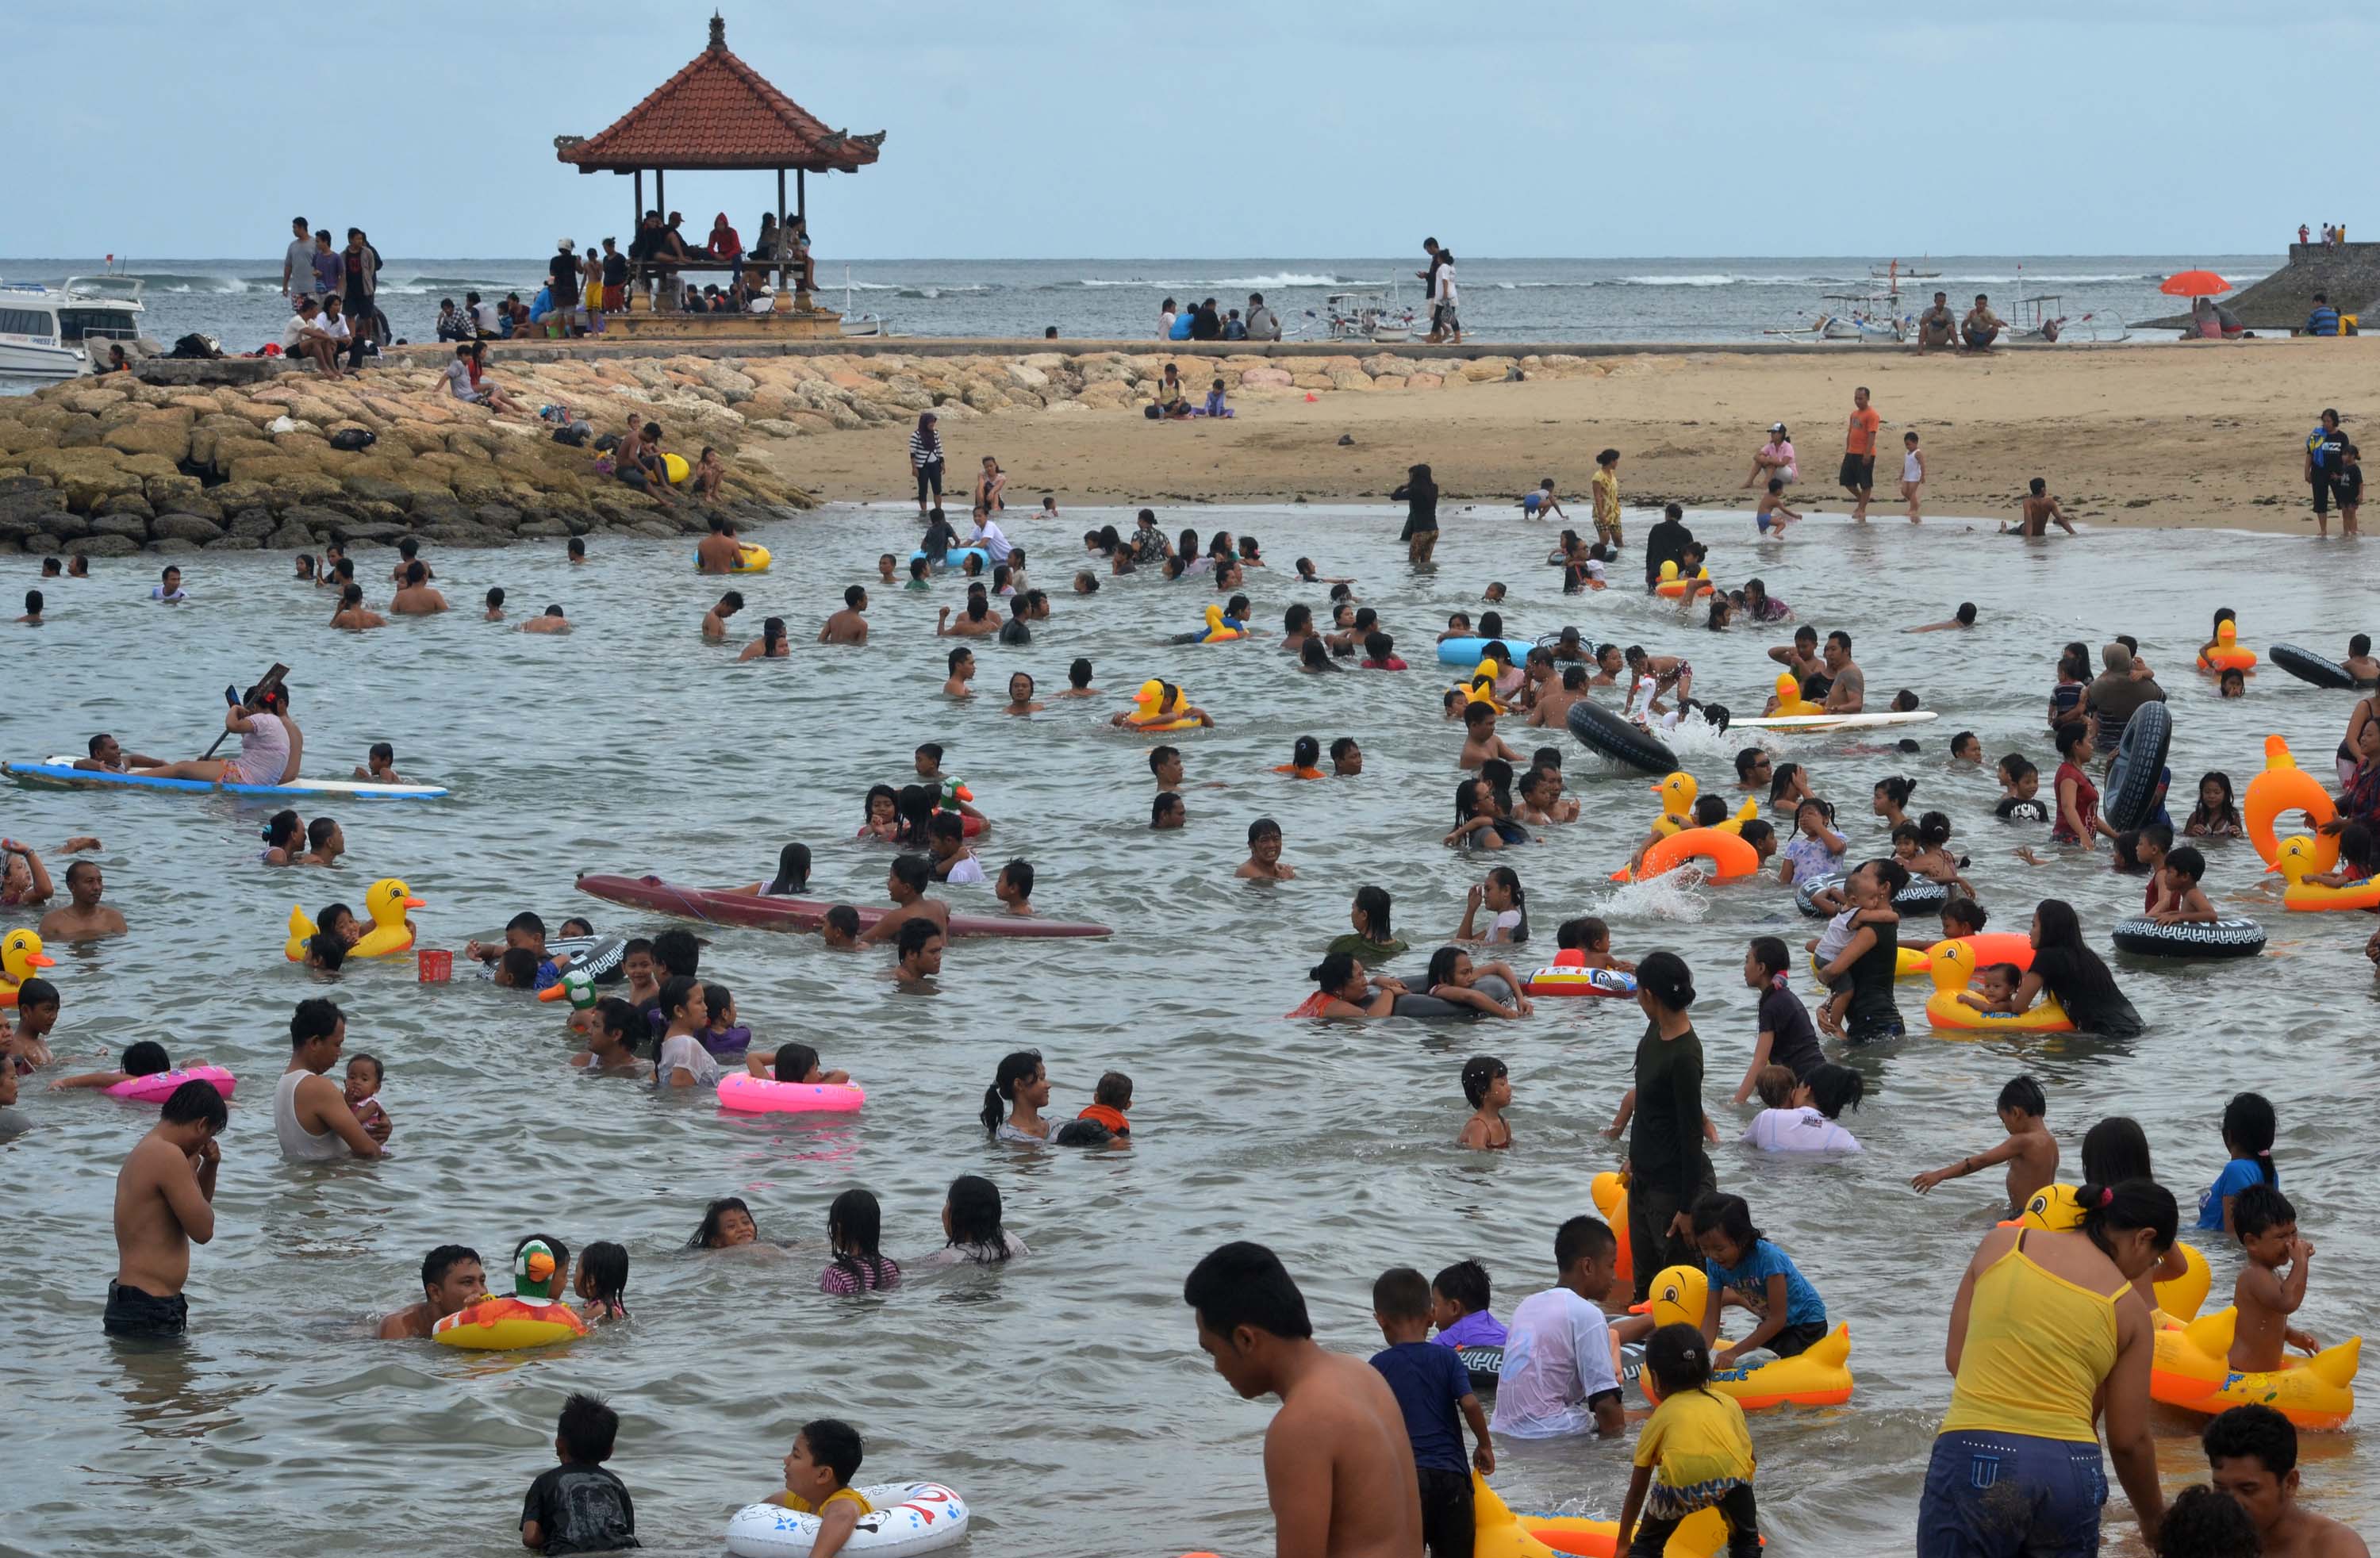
left=1392, top=462, right=1439, bottom=565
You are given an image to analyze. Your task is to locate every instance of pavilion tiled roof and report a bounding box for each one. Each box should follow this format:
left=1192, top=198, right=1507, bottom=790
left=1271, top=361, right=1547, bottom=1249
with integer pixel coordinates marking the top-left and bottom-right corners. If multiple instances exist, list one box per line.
left=556, top=14, right=882, bottom=174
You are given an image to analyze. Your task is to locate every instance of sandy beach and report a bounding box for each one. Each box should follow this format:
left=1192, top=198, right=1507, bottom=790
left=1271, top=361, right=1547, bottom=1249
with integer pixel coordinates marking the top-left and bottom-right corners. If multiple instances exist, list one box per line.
left=754, top=336, right=2380, bottom=533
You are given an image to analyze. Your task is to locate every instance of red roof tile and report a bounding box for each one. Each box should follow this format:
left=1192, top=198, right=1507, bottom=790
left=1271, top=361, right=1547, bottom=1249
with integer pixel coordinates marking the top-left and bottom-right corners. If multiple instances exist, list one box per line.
left=557, top=15, right=882, bottom=173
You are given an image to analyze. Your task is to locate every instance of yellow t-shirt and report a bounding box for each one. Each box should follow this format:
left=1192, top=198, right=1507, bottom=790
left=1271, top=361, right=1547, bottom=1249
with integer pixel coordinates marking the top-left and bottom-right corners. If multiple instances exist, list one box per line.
left=1634, top=1387, right=1755, bottom=1506
left=1591, top=468, right=1620, bottom=524
left=779, top=1487, right=875, bottom=1517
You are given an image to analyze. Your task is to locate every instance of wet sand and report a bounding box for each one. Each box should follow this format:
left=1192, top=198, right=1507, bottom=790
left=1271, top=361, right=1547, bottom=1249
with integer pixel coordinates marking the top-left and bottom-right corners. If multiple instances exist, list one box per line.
left=753, top=337, right=2380, bottom=533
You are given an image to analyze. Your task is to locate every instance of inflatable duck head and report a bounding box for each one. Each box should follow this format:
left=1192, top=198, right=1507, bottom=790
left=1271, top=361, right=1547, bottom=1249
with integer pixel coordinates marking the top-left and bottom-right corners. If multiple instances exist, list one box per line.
left=1629, top=1264, right=1712, bottom=1330
left=2013, top=1183, right=2085, bottom=1230
left=284, top=904, right=317, bottom=963
left=1, top=927, right=55, bottom=992
left=1464, top=659, right=1505, bottom=712
left=2267, top=834, right=2324, bottom=885
left=1134, top=678, right=1180, bottom=718
left=1657, top=560, right=1680, bottom=583
left=1715, top=796, right=1761, bottom=835
left=538, top=966, right=598, bottom=1007
left=514, top=1238, right=563, bottom=1300
left=1927, top=936, right=1979, bottom=996
left=1589, top=1171, right=1634, bottom=1287
left=349, top=877, right=425, bottom=959
left=2217, top=620, right=2239, bottom=647
left=1203, top=604, right=1228, bottom=637
left=1652, top=770, right=1698, bottom=808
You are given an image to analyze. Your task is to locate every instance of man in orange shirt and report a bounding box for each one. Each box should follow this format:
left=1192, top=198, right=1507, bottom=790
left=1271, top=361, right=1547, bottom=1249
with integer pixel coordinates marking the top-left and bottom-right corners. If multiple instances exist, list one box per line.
left=1840, top=386, right=1882, bottom=522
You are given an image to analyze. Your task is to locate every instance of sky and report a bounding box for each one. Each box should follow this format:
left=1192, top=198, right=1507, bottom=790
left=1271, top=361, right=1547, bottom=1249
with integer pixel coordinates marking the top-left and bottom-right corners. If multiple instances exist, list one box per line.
left=10, top=1, right=2369, bottom=259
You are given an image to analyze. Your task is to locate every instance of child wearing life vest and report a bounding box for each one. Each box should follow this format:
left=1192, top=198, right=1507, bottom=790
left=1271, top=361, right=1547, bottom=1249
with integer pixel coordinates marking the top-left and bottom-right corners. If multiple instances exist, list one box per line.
left=1077, top=1071, right=1132, bottom=1138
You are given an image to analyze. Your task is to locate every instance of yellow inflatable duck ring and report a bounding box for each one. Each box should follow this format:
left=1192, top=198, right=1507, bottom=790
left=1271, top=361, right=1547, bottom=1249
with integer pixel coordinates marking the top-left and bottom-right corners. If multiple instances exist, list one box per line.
left=2197, top=619, right=2257, bottom=673
left=1591, top=1171, right=1633, bottom=1291
left=1767, top=671, right=1824, bottom=717
left=1123, top=678, right=1206, bottom=732
left=1463, top=658, right=1509, bottom=713
left=2268, top=834, right=2380, bottom=911
left=1196, top=604, right=1243, bottom=643
left=349, top=878, right=425, bottom=959
left=1653, top=560, right=1714, bottom=600
left=1630, top=1264, right=1855, bottom=1410
left=2150, top=1307, right=2359, bottom=1429
left=1925, top=938, right=2071, bottom=1033
left=0, top=927, right=56, bottom=1005
left=2244, top=735, right=2337, bottom=869
left=1472, top=1473, right=1733, bottom=1558
left=1647, top=771, right=1699, bottom=838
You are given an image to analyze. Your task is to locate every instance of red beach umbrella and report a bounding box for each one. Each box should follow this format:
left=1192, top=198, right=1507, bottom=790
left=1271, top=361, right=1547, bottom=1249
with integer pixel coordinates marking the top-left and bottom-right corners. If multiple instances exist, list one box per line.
left=2159, top=270, right=2231, bottom=297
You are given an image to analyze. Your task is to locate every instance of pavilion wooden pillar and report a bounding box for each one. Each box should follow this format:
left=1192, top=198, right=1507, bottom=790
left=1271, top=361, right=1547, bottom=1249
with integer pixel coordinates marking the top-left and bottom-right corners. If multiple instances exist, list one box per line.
left=797, top=170, right=808, bottom=308
left=631, top=170, right=644, bottom=311
left=775, top=168, right=789, bottom=311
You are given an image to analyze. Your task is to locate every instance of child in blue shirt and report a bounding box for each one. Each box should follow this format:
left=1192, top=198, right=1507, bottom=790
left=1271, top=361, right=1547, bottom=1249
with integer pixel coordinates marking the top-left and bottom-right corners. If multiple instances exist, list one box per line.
left=1370, top=1266, right=1492, bottom=1558
left=2199, top=1091, right=2279, bottom=1233
left=1690, top=1192, right=1827, bottom=1366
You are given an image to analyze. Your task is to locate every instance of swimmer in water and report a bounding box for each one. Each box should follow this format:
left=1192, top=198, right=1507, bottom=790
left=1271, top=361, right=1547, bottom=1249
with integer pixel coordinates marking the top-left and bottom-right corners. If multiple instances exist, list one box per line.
left=819, top=585, right=869, bottom=646
left=1060, top=658, right=1099, bottom=699
left=703, top=591, right=743, bottom=642
left=1907, top=602, right=1979, bottom=634
left=1421, top=946, right=1531, bottom=1018
left=1910, top=1073, right=2056, bottom=1217
left=389, top=562, right=447, bottom=616
left=995, top=859, right=1035, bottom=917
left=1458, top=1056, right=1513, bottom=1149
left=1296, top=952, right=1411, bottom=1020
left=1002, top=673, right=1044, bottom=716
left=942, top=646, right=975, bottom=698
left=739, top=617, right=791, bottom=661
left=1458, top=702, right=1522, bottom=770
left=378, top=1245, right=489, bottom=1338
left=2003, top=478, right=2078, bottom=537
left=1111, top=681, right=1213, bottom=729
left=483, top=587, right=505, bottom=621
left=330, top=584, right=386, bottom=631
left=1151, top=792, right=1186, bottom=830
left=891, top=918, right=945, bottom=991
left=858, top=855, right=950, bottom=946
left=1330, top=738, right=1363, bottom=777
left=352, top=742, right=402, bottom=785
left=522, top=605, right=570, bottom=634
left=1236, top=818, right=1296, bottom=881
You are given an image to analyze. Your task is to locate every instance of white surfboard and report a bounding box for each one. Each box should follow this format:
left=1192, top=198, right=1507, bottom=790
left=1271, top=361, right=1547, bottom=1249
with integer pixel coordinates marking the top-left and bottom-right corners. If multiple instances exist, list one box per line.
left=4, top=758, right=449, bottom=800
left=1729, top=711, right=1941, bottom=732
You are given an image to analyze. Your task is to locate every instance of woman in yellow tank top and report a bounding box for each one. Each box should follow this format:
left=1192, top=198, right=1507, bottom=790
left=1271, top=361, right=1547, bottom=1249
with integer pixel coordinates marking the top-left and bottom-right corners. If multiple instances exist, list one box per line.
left=1917, top=1179, right=2176, bottom=1558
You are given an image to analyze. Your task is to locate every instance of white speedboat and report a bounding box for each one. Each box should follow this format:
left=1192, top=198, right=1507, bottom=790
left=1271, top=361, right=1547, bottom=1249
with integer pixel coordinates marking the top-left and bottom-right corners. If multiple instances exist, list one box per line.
left=0, top=275, right=146, bottom=377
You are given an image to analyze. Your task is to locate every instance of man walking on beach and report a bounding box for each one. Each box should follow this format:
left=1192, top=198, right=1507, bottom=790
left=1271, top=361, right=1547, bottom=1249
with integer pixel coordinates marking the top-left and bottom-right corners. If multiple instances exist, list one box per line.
left=1418, top=238, right=1447, bottom=341
left=108, top=1078, right=225, bottom=1337
left=1840, top=386, right=1880, bottom=521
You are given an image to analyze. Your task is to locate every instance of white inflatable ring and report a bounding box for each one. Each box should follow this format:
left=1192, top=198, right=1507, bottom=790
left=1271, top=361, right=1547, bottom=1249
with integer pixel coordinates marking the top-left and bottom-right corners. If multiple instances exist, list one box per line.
left=725, top=1483, right=970, bottom=1558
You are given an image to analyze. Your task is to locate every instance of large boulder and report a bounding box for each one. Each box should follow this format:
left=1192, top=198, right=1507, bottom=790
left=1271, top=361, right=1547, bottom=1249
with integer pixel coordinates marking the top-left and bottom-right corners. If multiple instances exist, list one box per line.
left=24, top=447, right=142, bottom=511
left=102, top=420, right=193, bottom=461
left=202, top=535, right=263, bottom=551
left=90, top=512, right=152, bottom=540
left=147, top=538, right=202, bottom=555
left=65, top=533, right=140, bottom=558
left=152, top=513, right=228, bottom=543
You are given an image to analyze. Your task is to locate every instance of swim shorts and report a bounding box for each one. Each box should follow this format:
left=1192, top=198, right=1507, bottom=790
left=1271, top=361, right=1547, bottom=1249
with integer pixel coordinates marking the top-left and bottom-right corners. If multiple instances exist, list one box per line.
left=1415, top=1467, right=1475, bottom=1558
left=1917, top=1430, right=2105, bottom=1558
left=104, top=1279, right=189, bottom=1338
left=1838, top=453, right=1875, bottom=490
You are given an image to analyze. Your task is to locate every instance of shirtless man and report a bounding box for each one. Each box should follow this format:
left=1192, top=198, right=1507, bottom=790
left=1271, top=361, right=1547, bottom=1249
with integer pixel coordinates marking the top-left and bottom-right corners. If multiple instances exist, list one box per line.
left=38, top=861, right=125, bottom=942
left=389, top=561, right=447, bottom=615
left=2205, top=1404, right=2370, bottom=1558
left=522, top=605, right=570, bottom=635
left=1185, top=1241, right=1421, bottom=1558
left=1527, top=664, right=1590, bottom=729
left=74, top=734, right=161, bottom=773
left=1458, top=703, right=1522, bottom=770
left=703, top=591, right=744, bottom=643
left=378, top=1244, right=489, bottom=1340
left=2006, top=478, right=2079, bottom=537
left=820, top=585, right=870, bottom=645
left=1821, top=630, right=1866, bottom=713
left=857, top=856, right=950, bottom=947
left=942, top=646, right=975, bottom=698
left=696, top=516, right=741, bottom=574
left=889, top=919, right=943, bottom=992
left=388, top=539, right=434, bottom=585
left=277, top=998, right=386, bottom=1160
left=330, top=585, right=386, bottom=631
left=107, top=1077, right=226, bottom=1337
left=136, top=681, right=301, bottom=786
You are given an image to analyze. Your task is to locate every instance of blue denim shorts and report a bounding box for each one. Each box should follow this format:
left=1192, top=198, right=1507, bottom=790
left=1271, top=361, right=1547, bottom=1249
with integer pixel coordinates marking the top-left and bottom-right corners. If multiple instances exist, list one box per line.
left=1917, top=1431, right=2106, bottom=1558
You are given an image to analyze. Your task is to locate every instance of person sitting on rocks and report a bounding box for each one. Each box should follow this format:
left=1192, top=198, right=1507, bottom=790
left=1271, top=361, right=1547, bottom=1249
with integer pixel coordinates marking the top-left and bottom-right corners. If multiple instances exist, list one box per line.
left=443, top=343, right=524, bottom=416
left=435, top=299, right=472, bottom=343
left=281, top=298, right=344, bottom=380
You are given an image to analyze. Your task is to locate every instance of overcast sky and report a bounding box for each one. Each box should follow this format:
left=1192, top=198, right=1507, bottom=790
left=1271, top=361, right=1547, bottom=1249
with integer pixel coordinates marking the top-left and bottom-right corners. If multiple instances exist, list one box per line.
left=11, top=1, right=2363, bottom=259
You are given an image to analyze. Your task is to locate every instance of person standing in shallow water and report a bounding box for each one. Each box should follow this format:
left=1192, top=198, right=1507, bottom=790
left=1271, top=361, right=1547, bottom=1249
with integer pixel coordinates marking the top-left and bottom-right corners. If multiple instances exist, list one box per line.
left=1393, top=464, right=1440, bottom=566
left=107, top=1078, right=226, bottom=1337
left=1627, top=952, right=1717, bottom=1303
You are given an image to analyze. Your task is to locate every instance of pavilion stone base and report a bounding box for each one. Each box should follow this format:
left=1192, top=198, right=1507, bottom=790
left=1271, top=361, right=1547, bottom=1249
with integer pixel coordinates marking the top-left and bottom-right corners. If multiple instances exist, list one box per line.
left=603, top=308, right=848, bottom=341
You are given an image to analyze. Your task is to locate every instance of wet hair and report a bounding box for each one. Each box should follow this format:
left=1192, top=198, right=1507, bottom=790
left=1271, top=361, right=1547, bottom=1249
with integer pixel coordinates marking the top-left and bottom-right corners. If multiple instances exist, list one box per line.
left=1768, top=762, right=1806, bottom=803
left=422, top=1243, right=482, bottom=1294
left=687, top=1195, right=754, bottom=1249
left=1553, top=1215, right=1617, bottom=1272
left=1866, top=857, right=1911, bottom=896
left=497, top=946, right=541, bottom=988
left=120, top=1040, right=171, bottom=1076
left=2073, top=1177, right=2179, bottom=1257
left=823, top=904, right=861, bottom=939
left=1185, top=1240, right=1312, bottom=1339
left=1247, top=817, right=1282, bottom=846
left=1875, top=775, right=1917, bottom=809
left=1461, top=1054, right=1507, bottom=1107
left=1734, top=747, right=1769, bottom=780
left=1644, top=1322, right=1716, bottom=1398
left=556, top=1393, right=620, bottom=1464
left=895, top=916, right=941, bottom=961
left=1426, top=945, right=1471, bottom=988
left=945, top=1173, right=1012, bottom=1260
left=2156, top=1483, right=2262, bottom=1556
left=1330, top=737, right=1361, bottom=766
left=2355, top=635, right=2374, bottom=659
left=2221, top=1092, right=2279, bottom=1187
left=1149, top=745, right=1180, bottom=773
left=2165, top=843, right=2206, bottom=882
left=1284, top=602, right=1312, bottom=635
left=1372, top=1264, right=1431, bottom=1319
left=1288, top=735, right=1321, bottom=769
left=767, top=842, right=811, bottom=896
left=1737, top=819, right=1775, bottom=851
left=1689, top=1191, right=1762, bottom=1253
left=657, top=974, right=704, bottom=1029
left=1351, top=884, right=1393, bottom=938
left=2203, top=1401, right=2298, bottom=1478
left=1998, top=1073, right=2048, bottom=1117
left=1151, top=791, right=1184, bottom=827
left=2081, top=1116, right=2153, bottom=1185
left=263, top=809, right=305, bottom=851
left=1941, top=897, right=1987, bottom=934
left=1692, top=795, right=1727, bottom=827
left=651, top=928, right=700, bottom=978
left=1557, top=915, right=1606, bottom=954
left=825, top=1189, right=892, bottom=1292
left=1634, top=950, right=1695, bottom=1010
left=1301, top=636, right=1341, bottom=672
left=162, top=1076, right=228, bottom=1130
left=290, top=997, right=342, bottom=1050
left=579, top=1241, right=629, bottom=1312
left=591, top=996, right=642, bottom=1053
left=1307, top=950, right=1361, bottom=994
left=1806, top=1067, right=1864, bottom=1121
left=980, top=1049, right=1043, bottom=1138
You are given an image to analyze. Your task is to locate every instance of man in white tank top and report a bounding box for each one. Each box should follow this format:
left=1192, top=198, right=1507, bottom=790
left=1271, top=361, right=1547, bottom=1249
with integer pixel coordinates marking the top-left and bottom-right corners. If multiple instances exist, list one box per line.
left=276, top=998, right=384, bottom=1161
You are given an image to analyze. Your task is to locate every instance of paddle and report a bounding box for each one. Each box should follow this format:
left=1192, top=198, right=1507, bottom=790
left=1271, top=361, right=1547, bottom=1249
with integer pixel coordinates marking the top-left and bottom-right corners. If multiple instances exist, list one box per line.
left=198, top=663, right=287, bottom=760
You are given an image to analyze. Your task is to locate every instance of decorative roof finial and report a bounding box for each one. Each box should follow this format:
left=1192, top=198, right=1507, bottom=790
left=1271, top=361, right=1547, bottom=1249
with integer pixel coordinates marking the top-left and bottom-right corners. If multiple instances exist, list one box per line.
left=708, top=12, right=725, bottom=49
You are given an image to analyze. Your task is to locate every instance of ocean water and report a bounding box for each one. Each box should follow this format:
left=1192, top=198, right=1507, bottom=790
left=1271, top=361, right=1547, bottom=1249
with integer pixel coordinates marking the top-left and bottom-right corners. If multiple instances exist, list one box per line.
left=0, top=254, right=2271, bottom=368
left=4, top=501, right=2378, bottom=1557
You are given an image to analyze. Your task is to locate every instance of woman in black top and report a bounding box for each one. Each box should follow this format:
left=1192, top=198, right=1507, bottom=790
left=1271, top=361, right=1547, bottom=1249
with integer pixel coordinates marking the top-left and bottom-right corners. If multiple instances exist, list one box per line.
left=1818, top=858, right=1906, bottom=1042
left=1736, top=936, right=1825, bottom=1100
left=1391, top=463, right=1439, bottom=565
left=2012, top=897, right=2144, bottom=1037
left=1626, top=951, right=1716, bottom=1303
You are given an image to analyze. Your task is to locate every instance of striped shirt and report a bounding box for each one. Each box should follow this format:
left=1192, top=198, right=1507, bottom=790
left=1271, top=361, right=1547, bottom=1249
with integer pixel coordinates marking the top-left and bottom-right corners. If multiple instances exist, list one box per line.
left=908, top=429, right=941, bottom=466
